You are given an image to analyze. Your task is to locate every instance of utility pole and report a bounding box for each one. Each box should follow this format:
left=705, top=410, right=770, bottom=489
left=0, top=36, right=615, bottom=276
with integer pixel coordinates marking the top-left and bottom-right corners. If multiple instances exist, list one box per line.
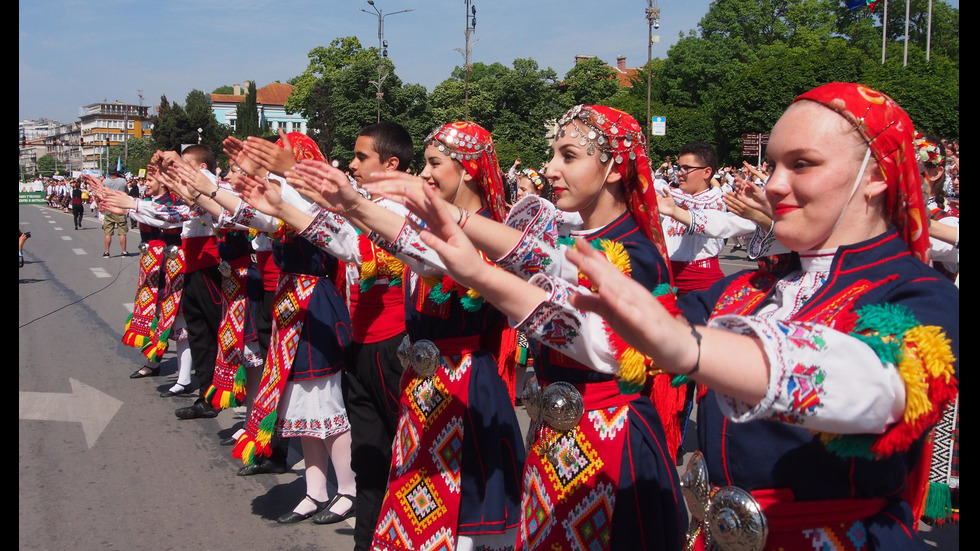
left=358, top=1, right=414, bottom=123
left=456, top=0, right=478, bottom=121
left=646, top=1, right=661, bottom=155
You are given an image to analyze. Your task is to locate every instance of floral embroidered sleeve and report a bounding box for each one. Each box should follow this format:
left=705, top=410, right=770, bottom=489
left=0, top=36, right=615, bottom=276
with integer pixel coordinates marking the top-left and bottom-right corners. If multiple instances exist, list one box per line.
left=297, top=207, right=362, bottom=265
left=366, top=198, right=448, bottom=279
left=514, top=274, right=623, bottom=375
left=128, top=199, right=187, bottom=228
left=493, top=195, right=581, bottom=282
left=709, top=304, right=956, bottom=458
left=686, top=208, right=758, bottom=239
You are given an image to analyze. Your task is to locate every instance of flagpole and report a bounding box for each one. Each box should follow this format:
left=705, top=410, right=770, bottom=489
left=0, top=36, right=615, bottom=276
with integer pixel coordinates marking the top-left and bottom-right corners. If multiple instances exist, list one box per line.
left=881, top=0, right=888, bottom=64
left=903, top=0, right=911, bottom=66
left=926, top=0, right=933, bottom=61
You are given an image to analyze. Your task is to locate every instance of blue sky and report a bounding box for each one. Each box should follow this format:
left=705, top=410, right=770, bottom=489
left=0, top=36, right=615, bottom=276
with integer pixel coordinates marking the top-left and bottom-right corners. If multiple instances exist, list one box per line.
left=20, top=0, right=957, bottom=125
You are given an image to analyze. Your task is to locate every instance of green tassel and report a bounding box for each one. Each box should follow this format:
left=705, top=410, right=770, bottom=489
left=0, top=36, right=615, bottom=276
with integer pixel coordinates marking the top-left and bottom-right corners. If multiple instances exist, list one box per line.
left=853, top=303, right=919, bottom=338
left=671, top=374, right=691, bottom=387
left=388, top=276, right=402, bottom=288
left=923, top=482, right=953, bottom=522
left=652, top=283, right=677, bottom=297
left=618, top=379, right=645, bottom=394
left=428, top=283, right=452, bottom=304
left=359, top=276, right=376, bottom=293
left=852, top=333, right=903, bottom=365
left=823, top=433, right=878, bottom=460
left=459, top=294, right=484, bottom=312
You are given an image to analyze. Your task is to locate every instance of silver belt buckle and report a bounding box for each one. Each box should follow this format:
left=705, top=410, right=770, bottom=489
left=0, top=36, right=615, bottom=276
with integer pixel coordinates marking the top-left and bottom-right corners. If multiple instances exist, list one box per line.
left=138, top=241, right=150, bottom=255
left=680, top=450, right=768, bottom=551
left=218, top=260, right=232, bottom=278
left=164, top=244, right=181, bottom=259
left=521, top=376, right=584, bottom=468
left=396, top=336, right=441, bottom=378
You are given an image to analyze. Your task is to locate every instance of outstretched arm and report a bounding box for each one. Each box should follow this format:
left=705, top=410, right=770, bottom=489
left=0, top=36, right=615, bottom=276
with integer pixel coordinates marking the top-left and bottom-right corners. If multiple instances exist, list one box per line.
left=566, top=242, right=769, bottom=404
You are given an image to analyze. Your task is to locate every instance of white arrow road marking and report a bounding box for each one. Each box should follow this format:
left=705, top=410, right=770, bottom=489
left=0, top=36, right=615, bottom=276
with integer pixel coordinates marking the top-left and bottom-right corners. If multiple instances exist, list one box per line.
left=19, top=378, right=123, bottom=448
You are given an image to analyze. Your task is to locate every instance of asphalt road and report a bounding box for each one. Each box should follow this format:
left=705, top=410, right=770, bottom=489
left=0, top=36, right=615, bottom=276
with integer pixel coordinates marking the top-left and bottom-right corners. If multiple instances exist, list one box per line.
left=19, top=203, right=958, bottom=550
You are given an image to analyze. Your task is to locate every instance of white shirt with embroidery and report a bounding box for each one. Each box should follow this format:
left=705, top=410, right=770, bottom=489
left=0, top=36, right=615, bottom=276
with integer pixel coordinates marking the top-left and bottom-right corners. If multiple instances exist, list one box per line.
left=659, top=186, right=727, bottom=261
left=708, top=250, right=907, bottom=434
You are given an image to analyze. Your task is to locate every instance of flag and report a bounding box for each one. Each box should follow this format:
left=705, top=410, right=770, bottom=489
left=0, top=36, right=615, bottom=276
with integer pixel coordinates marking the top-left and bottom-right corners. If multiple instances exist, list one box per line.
left=116, top=156, right=122, bottom=172
left=846, top=0, right=879, bottom=10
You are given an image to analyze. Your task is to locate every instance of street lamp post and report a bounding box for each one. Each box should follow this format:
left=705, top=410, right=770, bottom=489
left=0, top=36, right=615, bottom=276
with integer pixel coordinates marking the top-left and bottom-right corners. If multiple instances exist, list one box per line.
left=645, top=1, right=661, bottom=155
left=358, top=1, right=414, bottom=123
left=456, top=0, right=478, bottom=121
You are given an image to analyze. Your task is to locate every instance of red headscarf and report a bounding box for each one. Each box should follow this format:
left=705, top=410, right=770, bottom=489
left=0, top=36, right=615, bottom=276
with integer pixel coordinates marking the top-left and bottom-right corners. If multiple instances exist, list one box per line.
left=424, top=121, right=507, bottom=223
left=276, top=132, right=327, bottom=163
left=555, top=104, right=671, bottom=279
left=794, top=83, right=929, bottom=262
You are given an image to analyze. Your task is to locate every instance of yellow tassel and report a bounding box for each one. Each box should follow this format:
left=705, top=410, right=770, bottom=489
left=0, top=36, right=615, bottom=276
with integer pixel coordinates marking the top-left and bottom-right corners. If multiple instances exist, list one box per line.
left=905, top=326, right=956, bottom=382
left=617, top=346, right=649, bottom=388
left=600, top=240, right=631, bottom=276
left=361, top=258, right=377, bottom=281
left=896, top=346, right=932, bottom=423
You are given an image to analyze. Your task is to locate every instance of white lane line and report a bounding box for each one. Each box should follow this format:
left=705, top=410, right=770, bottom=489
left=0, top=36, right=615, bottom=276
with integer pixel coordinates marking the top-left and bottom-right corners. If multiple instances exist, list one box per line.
left=92, top=268, right=113, bottom=279
left=73, top=248, right=87, bottom=255
left=61, top=235, right=72, bottom=241
left=124, top=303, right=133, bottom=314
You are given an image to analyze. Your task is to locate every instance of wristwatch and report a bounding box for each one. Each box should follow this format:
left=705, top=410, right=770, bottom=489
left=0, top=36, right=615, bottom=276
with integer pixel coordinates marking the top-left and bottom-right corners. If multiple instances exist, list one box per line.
left=209, top=188, right=218, bottom=200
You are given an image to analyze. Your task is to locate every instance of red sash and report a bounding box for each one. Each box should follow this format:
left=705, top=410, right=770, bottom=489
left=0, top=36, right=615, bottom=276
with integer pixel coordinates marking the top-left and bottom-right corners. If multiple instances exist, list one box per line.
left=373, top=338, right=478, bottom=551
left=122, top=243, right=185, bottom=362
left=205, top=256, right=252, bottom=410
left=232, top=273, right=316, bottom=465
left=519, top=380, right=635, bottom=551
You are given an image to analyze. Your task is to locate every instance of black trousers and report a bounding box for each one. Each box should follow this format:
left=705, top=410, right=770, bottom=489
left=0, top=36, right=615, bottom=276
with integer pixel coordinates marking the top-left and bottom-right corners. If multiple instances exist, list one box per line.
left=341, top=333, right=406, bottom=551
left=181, top=265, right=223, bottom=400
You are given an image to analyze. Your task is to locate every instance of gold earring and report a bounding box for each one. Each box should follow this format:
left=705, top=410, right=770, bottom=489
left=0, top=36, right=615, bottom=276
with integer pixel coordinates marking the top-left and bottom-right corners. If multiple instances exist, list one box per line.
left=865, top=191, right=872, bottom=203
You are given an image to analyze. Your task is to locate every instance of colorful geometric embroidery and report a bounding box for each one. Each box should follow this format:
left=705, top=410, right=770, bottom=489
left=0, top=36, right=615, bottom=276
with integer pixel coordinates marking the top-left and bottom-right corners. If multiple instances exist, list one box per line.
left=787, top=363, right=825, bottom=414
left=431, top=418, right=464, bottom=493
left=375, top=509, right=414, bottom=550
left=539, top=313, right=582, bottom=350
left=588, top=406, right=629, bottom=441
left=408, top=375, right=452, bottom=430
left=538, top=428, right=602, bottom=501
left=394, top=414, right=421, bottom=477
left=521, top=467, right=555, bottom=550
left=562, top=482, right=615, bottom=551
left=418, top=527, right=454, bottom=551
left=396, top=470, right=446, bottom=532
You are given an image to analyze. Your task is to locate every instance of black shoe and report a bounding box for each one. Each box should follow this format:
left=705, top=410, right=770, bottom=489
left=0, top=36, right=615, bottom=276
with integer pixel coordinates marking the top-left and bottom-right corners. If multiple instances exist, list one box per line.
left=103, top=252, right=111, bottom=258
left=129, top=365, right=161, bottom=379
left=277, top=495, right=329, bottom=525
left=312, top=494, right=356, bottom=524
left=160, top=383, right=192, bottom=397
left=175, top=400, right=219, bottom=420
left=19, top=256, right=24, bottom=268
left=237, top=457, right=288, bottom=476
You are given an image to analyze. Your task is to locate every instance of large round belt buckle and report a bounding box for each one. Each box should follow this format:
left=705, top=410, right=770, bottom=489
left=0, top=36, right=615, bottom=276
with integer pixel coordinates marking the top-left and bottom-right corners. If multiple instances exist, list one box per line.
left=680, top=450, right=711, bottom=522
left=540, top=381, right=584, bottom=432
left=396, top=335, right=412, bottom=369
left=138, top=241, right=150, bottom=254
left=705, top=486, right=768, bottom=551
left=409, top=339, right=441, bottom=378
left=164, top=244, right=181, bottom=259
left=218, top=260, right=232, bottom=278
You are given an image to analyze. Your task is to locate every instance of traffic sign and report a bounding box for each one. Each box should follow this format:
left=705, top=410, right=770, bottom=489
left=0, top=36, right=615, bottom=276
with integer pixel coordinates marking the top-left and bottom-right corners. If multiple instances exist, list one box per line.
left=651, top=116, right=666, bottom=136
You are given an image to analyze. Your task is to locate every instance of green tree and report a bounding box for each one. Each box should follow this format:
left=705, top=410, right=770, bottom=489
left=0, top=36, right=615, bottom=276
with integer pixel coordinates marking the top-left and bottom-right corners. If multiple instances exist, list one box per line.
left=106, top=137, right=154, bottom=173
left=149, top=95, right=189, bottom=152
left=556, top=57, right=621, bottom=109
left=36, top=154, right=57, bottom=177
left=235, top=81, right=261, bottom=138
left=212, top=85, right=234, bottom=94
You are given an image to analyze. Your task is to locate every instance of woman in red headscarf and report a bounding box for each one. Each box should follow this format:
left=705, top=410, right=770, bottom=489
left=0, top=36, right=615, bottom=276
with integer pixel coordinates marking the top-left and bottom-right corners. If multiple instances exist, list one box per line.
left=546, top=83, right=958, bottom=550
left=177, top=131, right=359, bottom=526
left=365, top=106, right=686, bottom=551
left=284, top=121, right=526, bottom=551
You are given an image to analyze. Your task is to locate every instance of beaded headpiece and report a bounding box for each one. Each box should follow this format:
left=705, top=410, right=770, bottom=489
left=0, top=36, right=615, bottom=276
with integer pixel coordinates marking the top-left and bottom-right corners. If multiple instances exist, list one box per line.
left=424, top=121, right=507, bottom=222
left=794, top=82, right=929, bottom=263
left=520, top=167, right=544, bottom=191
left=913, top=133, right=944, bottom=168
left=555, top=104, right=671, bottom=281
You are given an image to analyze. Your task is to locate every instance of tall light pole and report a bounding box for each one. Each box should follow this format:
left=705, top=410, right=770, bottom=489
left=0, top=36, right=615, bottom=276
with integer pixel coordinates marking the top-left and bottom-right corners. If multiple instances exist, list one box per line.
left=646, top=1, right=661, bottom=155
left=456, top=1, right=478, bottom=121
left=358, top=0, right=414, bottom=123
